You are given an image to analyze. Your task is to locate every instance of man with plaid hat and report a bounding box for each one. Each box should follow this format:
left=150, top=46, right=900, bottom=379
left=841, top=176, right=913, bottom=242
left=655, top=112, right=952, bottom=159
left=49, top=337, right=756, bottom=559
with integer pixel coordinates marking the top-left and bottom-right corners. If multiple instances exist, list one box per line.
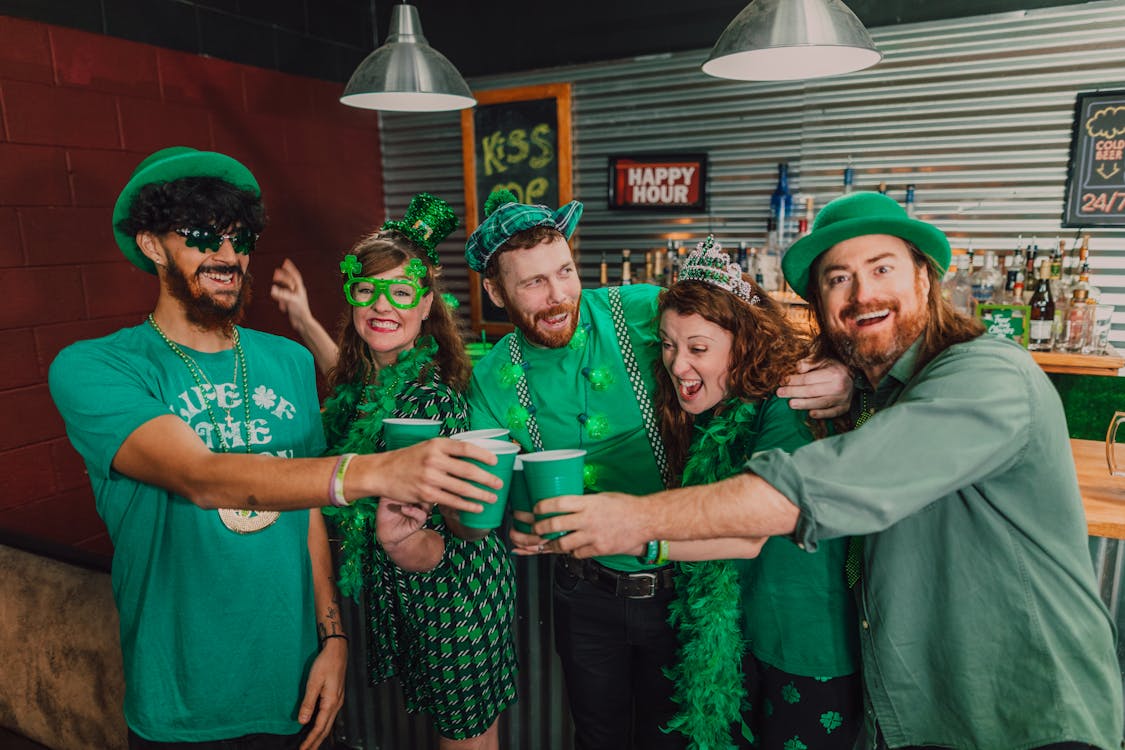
left=48, top=147, right=502, bottom=749
left=464, top=189, right=853, bottom=749
left=536, top=192, right=1123, bottom=749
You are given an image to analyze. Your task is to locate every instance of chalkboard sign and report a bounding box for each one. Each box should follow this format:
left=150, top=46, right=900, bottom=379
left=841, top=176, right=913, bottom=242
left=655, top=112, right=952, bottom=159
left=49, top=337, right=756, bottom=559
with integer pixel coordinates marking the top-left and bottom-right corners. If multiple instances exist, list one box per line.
left=1063, top=89, right=1125, bottom=227
left=462, top=83, right=572, bottom=336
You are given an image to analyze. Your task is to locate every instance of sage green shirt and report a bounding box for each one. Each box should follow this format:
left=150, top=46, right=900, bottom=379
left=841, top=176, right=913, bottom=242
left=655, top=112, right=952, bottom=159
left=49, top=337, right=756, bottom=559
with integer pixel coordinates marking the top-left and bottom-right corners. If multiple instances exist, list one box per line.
left=468, top=285, right=665, bottom=572
left=748, top=335, right=1122, bottom=749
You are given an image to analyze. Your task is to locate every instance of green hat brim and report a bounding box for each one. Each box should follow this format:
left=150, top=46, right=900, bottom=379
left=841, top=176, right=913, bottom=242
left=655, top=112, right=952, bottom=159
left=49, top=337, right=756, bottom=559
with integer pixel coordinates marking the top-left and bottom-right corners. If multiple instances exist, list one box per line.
left=782, top=216, right=951, bottom=300
left=112, top=147, right=260, bottom=275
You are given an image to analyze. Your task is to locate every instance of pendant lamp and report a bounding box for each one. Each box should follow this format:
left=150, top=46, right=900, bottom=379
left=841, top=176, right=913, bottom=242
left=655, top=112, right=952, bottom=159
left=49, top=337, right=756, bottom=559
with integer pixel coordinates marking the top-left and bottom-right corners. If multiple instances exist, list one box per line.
left=340, top=4, right=475, bottom=112
left=702, top=0, right=882, bottom=81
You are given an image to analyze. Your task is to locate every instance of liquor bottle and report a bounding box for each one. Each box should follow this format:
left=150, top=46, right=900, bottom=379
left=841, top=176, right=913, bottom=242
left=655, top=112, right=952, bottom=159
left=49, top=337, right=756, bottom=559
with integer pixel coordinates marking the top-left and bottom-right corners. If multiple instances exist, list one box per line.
left=620, top=249, right=632, bottom=285
left=750, top=247, right=764, bottom=286
left=1050, top=238, right=1064, bottom=283
left=1028, top=260, right=1055, bottom=351
left=1023, top=238, right=1039, bottom=302
left=842, top=158, right=854, bottom=195
left=877, top=181, right=888, bottom=195
left=736, top=242, right=748, bottom=274
left=1005, top=236, right=1024, bottom=297
left=665, top=240, right=677, bottom=286
left=652, top=246, right=665, bottom=286
left=770, top=163, right=793, bottom=249
left=904, top=185, right=917, bottom=218
left=971, top=251, right=1001, bottom=306
left=942, top=253, right=973, bottom=315
left=643, top=250, right=653, bottom=284
left=599, top=251, right=608, bottom=286
left=1063, top=261, right=1092, bottom=352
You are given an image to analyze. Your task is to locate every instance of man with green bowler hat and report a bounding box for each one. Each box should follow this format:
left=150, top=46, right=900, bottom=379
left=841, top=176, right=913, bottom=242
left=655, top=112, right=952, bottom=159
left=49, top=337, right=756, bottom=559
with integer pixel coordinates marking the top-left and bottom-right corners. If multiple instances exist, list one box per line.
left=48, top=147, right=503, bottom=749
left=464, top=189, right=855, bottom=750
left=537, top=191, right=1123, bottom=750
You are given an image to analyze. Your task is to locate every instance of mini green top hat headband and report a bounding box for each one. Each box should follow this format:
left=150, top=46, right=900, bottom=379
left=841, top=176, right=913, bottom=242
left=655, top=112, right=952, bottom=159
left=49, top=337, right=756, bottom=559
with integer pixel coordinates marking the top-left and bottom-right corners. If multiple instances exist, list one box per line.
left=341, top=255, right=430, bottom=309
left=381, top=192, right=458, bottom=266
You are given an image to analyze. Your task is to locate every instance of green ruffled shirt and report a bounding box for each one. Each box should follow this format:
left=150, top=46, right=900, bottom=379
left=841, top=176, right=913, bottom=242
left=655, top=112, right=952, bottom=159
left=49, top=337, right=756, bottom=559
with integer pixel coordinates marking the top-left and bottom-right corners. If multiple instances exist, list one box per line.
left=748, top=336, right=1123, bottom=749
left=468, top=285, right=665, bottom=572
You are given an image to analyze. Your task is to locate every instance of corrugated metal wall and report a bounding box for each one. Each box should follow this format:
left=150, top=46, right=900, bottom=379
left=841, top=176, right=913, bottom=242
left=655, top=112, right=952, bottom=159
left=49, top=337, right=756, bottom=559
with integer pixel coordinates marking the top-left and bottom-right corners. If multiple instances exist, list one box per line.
left=382, top=0, right=1125, bottom=350
left=352, top=3, right=1125, bottom=749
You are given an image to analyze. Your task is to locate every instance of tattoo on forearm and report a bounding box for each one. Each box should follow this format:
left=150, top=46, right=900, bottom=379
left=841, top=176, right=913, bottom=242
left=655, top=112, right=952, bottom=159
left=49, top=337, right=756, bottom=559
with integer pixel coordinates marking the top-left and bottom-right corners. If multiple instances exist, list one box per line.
left=318, top=597, right=343, bottom=639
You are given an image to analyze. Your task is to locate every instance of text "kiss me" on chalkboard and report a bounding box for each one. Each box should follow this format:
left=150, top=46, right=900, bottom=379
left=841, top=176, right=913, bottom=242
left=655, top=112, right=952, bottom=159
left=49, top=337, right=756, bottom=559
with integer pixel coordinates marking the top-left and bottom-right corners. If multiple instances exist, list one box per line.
left=480, top=123, right=555, bottom=204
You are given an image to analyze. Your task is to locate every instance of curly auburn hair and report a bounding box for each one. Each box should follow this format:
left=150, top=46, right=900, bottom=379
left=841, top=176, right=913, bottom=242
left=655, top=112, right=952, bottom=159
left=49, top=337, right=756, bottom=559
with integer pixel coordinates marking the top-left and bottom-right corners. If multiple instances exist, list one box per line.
left=328, top=229, right=471, bottom=392
left=656, top=279, right=811, bottom=482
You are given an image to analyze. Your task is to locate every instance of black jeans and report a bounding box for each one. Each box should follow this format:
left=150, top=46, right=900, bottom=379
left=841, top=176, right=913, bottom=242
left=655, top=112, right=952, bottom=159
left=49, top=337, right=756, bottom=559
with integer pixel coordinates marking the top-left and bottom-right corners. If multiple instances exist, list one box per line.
left=128, top=729, right=310, bottom=750
left=552, top=559, right=686, bottom=750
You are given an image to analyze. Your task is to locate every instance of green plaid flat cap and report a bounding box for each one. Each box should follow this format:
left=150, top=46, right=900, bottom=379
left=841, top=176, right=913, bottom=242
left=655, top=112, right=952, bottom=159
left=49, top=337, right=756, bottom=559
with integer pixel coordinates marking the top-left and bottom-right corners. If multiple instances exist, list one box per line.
left=465, top=189, right=583, bottom=272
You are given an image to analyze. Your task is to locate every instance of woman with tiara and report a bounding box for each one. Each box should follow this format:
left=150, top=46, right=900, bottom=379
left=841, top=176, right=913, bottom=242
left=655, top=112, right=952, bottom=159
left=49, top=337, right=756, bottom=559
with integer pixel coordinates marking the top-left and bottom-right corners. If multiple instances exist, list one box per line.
left=652, top=237, right=860, bottom=750
left=270, top=194, right=516, bottom=750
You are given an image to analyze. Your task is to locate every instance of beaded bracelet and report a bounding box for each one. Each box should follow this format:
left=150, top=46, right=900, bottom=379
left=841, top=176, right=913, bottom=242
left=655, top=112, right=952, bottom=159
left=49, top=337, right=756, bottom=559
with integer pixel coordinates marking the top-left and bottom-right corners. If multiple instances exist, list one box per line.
left=640, top=539, right=660, bottom=565
left=656, top=539, right=670, bottom=566
left=328, top=453, right=358, bottom=507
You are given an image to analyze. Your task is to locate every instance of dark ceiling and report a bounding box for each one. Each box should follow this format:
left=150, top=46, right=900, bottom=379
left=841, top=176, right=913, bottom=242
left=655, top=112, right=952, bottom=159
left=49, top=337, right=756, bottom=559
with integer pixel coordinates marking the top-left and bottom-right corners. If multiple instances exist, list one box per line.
left=400, top=0, right=1095, bottom=78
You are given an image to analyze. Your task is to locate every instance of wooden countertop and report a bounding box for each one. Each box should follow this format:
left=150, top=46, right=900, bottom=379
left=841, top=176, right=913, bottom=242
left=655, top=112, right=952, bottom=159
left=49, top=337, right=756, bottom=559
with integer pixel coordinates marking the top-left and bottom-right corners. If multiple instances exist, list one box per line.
left=1074, top=438, right=1125, bottom=539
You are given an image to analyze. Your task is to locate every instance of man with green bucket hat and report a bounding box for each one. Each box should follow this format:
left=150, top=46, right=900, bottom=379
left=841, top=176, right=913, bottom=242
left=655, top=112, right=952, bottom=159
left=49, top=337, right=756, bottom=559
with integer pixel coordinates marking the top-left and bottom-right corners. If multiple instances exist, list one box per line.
left=538, top=191, right=1123, bottom=750
left=48, top=147, right=502, bottom=749
left=464, top=189, right=854, bottom=749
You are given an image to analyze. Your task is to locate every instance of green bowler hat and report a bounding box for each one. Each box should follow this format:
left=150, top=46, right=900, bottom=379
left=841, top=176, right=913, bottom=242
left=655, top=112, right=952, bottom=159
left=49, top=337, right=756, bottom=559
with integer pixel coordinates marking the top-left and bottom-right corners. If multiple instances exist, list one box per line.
left=465, top=189, right=583, bottom=273
left=782, top=191, right=951, bottom=300
left=112, top=146, right=260, bottom=275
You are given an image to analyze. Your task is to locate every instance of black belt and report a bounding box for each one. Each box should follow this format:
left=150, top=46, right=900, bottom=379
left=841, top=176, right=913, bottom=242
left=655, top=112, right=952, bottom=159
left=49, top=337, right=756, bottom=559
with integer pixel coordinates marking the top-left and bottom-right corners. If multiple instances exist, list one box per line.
left=559, top=555, right=675, bottom=599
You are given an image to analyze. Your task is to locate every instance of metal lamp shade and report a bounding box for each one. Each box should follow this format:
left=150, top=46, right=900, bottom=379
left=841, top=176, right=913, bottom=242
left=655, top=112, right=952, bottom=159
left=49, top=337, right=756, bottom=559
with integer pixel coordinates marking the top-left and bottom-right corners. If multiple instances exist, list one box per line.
left=340, top=4, right=475, bottom=112
left=702, top=0, right=882, bottom=81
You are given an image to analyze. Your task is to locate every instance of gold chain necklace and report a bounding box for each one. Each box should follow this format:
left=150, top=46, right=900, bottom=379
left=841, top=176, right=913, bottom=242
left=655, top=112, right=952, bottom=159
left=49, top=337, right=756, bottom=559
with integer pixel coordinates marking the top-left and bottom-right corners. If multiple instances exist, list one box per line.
left=147, top=314, right=277, bottom=534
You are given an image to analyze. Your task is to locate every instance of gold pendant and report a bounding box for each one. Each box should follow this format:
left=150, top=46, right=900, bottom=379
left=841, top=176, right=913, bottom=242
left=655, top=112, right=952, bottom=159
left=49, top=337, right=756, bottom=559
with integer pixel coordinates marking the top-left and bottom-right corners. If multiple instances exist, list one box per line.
left=217, top=507, right=280, bottom=534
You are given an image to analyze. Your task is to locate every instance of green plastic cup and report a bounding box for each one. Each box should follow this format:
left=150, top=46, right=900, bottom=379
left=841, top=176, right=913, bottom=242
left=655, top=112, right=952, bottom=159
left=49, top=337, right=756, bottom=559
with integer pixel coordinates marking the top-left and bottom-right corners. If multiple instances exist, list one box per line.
left=520, top=449, right=585, bottom=540
left=381, top=418, right=441, bottom=450
left=458, top=438, right=520, bottom=530
left=450, top=428, right=511, bottom=442
left=508, top=456, right=534, bottom=534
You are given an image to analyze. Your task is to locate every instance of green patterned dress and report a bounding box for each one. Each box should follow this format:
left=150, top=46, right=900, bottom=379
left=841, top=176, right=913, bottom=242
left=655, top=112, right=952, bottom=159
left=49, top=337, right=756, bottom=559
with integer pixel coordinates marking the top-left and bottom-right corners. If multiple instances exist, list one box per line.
left=320, top=340, right=517, bottom=739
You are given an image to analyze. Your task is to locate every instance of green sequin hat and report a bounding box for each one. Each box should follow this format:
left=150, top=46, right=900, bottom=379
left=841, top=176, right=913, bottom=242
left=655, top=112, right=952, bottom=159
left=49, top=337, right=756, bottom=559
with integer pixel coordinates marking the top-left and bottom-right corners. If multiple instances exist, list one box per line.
left=464, top=189, right=583, bottom=273
left=679, top=236, right=759, bottom=305
left=782, top=191, right=951, bottom=300
left=113, top=146, right=261, bottom=275
left=381, top=192, right=458, bottom=266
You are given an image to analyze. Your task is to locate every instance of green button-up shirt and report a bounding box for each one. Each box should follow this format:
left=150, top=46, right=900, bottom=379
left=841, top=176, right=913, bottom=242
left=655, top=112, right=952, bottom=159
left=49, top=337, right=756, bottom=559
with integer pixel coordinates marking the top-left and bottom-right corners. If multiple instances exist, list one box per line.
left=748, top=335, right=1122, bottom=749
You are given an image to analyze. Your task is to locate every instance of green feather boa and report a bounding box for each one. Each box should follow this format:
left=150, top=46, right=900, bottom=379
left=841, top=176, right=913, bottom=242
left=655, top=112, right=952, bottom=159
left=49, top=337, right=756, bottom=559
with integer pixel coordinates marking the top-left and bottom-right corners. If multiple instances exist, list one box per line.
left=319, top=336, right=438, bottom=599
left=665, top=397, right=759, bottom=749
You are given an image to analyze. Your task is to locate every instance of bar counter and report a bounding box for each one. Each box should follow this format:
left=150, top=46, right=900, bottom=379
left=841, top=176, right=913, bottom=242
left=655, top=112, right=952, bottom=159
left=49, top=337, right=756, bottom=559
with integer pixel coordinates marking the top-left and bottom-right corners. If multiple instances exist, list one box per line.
left=1075, top=438, right=1125, bottom=539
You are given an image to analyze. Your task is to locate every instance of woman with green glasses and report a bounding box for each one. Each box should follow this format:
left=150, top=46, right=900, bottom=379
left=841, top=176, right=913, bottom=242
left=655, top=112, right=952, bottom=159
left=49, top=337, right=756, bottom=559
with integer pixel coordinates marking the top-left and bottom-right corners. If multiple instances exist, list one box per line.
left=271, top=193, right=516, bottom=750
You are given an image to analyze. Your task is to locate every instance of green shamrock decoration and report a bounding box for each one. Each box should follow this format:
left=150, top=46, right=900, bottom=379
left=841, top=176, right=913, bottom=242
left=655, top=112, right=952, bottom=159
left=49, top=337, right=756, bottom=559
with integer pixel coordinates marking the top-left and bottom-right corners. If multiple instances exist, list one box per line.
left=340, top=254, right=363, bottom=277
left=820, top=711, right=843, bottom=733
left=584, top=413, right=610, bottom=440
left=781, top=682, right=801, bottom=704
left=404, top=257, right=427, bottom=280
left=586, top=367, right=613, bottom=391
left=568, top=326, right=588, bottom=350
left=498, top=363, right=523, bottom=388
left=506, top=405, right=529, bottom=431
left=442, top=293, right=460, bottom=309
left=783, top=738, right=807, bottom=750
left=583, top=463, right=600, bottom=490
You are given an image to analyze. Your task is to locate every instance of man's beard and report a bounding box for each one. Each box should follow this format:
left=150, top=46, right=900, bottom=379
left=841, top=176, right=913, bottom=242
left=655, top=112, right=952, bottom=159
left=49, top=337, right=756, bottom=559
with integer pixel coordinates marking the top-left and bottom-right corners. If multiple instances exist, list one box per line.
left=164, top=257, right=252, bottom=333
left=500, top=288, right=581, bottom=349
left=826, top=281, right=928, bottom=378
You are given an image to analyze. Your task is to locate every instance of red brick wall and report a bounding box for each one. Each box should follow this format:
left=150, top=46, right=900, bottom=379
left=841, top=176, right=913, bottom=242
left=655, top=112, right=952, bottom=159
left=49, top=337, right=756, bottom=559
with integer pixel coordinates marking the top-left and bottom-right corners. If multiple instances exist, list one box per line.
left=0, top=16, right=385, bottom=557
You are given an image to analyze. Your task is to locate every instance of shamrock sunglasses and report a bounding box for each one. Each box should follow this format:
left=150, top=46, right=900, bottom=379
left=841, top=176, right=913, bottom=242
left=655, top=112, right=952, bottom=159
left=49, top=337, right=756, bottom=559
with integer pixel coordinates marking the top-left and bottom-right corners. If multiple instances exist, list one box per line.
left=174, top=225, right=259, bottom=255
left=340, top=255, right=430, bottom=309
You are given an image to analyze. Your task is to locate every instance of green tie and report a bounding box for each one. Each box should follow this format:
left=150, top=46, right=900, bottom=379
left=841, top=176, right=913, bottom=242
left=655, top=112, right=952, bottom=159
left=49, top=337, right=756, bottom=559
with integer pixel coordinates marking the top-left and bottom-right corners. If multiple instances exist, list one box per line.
left=845, top=393, right=874, bottom=589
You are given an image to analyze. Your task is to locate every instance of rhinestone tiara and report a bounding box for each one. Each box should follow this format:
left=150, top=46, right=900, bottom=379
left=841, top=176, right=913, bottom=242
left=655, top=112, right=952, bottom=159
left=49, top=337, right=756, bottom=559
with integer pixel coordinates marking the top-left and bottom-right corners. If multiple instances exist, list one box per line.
left=677, top=235, right=759, bottom=305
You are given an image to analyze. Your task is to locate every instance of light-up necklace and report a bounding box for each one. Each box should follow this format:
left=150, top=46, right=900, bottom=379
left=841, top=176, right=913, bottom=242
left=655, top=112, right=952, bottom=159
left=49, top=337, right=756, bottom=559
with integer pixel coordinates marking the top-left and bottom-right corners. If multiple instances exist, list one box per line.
left=147, top=314, right=277, bottom=533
